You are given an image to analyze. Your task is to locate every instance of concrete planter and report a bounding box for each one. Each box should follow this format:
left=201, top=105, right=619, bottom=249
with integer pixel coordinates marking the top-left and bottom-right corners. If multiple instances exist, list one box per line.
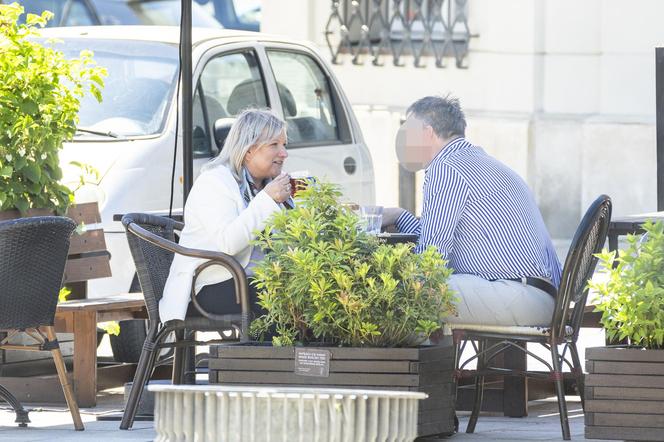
left=208, top=341, right=456, bottom=438
left=150, top=385, right=425, bottom=442
left=585, top=346, right=664, bottom=441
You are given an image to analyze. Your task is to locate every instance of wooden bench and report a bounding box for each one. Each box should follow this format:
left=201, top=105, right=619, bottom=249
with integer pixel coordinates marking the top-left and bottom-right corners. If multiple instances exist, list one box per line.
left=54, top=294, right=147, bottom=407
left=0, top=295, right=147, bottom=407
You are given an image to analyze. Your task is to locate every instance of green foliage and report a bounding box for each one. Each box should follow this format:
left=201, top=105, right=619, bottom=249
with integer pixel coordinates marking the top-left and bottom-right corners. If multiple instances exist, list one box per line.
left=589, top=220, right=664, bottom=349
left=58, top=286, right=71, bottom=303
left=0, top=3, right=106, bottom=214
left=250, top=181, right=456, bottom=347
left=99, top=321, right=120, bottom=336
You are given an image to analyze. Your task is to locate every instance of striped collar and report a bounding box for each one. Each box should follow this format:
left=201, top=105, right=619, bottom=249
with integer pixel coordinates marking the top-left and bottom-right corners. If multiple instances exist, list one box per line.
left=426, top=137, right=469, bottom=172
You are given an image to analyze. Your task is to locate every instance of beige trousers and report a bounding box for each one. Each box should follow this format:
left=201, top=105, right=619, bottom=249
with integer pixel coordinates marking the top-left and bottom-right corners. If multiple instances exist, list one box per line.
left=445, top=274, right=555, bottom=327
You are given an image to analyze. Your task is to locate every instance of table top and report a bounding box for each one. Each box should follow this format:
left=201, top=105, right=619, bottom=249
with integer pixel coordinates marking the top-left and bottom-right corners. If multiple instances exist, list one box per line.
left=609, top=211, right=664, bottom=234
left=376, top=232, right=418, bottom=244
left=56, top=293, right=145, bottom=312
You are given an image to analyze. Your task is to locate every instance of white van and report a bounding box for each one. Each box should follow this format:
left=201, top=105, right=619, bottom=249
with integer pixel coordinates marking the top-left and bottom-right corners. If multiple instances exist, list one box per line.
left=39, top=26, right=375, bottom=359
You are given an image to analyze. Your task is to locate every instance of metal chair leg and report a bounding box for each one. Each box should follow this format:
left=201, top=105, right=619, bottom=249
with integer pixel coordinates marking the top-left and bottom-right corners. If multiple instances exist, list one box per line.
left=569, top=342, right=585, bottom=410
left=466, top=339, right=485, bottom=434
left=172, top=329, right=185, bottom=385
left=0, top=384, right=30, bottom=427
left=551, top=343, right=571, bottom=440
left=120, top=324, right=161, bottom=430
left=452, top=333, right=463, bottom=434
left=183, top=329, right=196, bottom=385
left=44, top=327, right=84, bottom=431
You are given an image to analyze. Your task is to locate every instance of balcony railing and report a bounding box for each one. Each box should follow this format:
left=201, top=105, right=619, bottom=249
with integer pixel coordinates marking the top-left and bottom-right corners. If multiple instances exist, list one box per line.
left=325, top=0, right=473, bottom=68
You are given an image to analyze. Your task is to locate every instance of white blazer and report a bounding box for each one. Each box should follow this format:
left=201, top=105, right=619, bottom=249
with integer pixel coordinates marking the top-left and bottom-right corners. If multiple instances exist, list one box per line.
left=159, top=165, right=280, bottom=322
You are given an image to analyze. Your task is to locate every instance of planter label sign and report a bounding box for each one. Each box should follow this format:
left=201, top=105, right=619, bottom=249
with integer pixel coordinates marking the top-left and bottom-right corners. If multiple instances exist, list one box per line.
left=294, top=348, right=330, bottom=377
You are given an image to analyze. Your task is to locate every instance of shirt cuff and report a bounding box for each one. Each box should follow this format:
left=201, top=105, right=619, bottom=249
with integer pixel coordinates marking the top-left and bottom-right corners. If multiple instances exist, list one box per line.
left=395, top=210, right=420, bottom=234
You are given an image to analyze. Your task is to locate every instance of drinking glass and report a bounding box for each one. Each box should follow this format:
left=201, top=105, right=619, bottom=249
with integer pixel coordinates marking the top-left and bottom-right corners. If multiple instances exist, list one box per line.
left=360, top=205, right=383, bottom=235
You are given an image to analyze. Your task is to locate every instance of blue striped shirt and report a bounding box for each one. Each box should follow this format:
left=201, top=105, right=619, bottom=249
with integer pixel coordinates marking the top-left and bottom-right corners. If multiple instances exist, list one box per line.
left=395, top=138, right=562, bottom=287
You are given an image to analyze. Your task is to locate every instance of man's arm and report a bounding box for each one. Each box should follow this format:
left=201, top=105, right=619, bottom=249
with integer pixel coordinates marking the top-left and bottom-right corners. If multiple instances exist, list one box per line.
left=416, top=164, right=469, bottom=257
left=394, top=210, right=421, bottom=235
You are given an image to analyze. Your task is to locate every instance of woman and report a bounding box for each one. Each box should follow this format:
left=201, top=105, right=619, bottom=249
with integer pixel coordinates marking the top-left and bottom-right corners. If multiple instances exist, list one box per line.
left=159, top=108, right=292, bottom=322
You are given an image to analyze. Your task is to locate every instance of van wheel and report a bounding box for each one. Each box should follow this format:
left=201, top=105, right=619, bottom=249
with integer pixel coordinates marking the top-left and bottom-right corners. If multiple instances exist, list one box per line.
left=110, top=275, right=147, bottom=363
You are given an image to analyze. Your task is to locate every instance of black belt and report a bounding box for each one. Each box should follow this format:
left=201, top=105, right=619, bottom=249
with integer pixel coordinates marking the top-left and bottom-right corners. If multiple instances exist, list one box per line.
left=504, top=277, right=557, bottom=298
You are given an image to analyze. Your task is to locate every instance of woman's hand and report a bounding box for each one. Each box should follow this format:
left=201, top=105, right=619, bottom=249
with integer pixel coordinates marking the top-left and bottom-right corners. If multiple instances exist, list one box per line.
left=264, top=173, right=291, bottom=203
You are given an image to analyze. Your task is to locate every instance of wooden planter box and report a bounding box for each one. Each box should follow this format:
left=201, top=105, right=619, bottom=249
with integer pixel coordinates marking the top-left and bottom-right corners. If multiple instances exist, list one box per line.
left=585, top=346, right=664, bottom=441
left=209, top=341, right=456, bottom=438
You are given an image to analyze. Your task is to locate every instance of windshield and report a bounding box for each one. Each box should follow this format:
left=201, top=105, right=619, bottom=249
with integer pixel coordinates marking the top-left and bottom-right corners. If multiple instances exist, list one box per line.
left=45, top=38, right=179, bottom=138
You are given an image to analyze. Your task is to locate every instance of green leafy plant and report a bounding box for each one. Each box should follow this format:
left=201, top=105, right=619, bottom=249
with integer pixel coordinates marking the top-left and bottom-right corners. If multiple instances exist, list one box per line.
left=250, top=181, right=456, bottom=347
left=589, top=220, right=664, bottom=349
left=0, top=3, right=106, bottom=214
left=99, top=321, right=120, bottom=336
left=58, top=286, right=71, bottom=303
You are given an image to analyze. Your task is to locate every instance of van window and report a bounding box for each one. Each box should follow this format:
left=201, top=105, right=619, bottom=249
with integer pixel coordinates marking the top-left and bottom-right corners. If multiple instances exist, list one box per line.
left=64, top=0, right=95, bottom=26
left=198, top=50, right=267, bottom=122
left=196, top=50, right=268, bottom=153
left=266, top=50, right=339, bottom=146
left=192, top=85, right=212, bottom=157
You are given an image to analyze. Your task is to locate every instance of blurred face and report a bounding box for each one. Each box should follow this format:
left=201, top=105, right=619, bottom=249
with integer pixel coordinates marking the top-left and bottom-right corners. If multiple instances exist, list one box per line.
left=244, top=131, right=288, bottom=181
left=395, top=115, right=438, bottom=172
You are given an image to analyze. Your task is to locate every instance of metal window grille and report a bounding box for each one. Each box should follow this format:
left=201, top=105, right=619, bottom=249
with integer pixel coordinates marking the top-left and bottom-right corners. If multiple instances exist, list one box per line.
left=325, top=0, right=474, bottom=68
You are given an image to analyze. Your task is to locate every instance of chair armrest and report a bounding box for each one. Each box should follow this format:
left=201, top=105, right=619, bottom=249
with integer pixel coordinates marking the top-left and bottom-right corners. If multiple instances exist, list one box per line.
left=126, top=222, right=250, bottom=341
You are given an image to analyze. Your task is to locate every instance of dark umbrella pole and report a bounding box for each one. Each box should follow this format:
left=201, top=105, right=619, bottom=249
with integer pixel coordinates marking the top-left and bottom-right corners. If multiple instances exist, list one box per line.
left=181, top=0, right=193, bottom=203
left=179, top=0, right=197, bottom=385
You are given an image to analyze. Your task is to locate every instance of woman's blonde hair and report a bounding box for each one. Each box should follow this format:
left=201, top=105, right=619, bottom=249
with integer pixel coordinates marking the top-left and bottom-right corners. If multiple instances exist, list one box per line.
left=202, top=108, right=287, bottom=186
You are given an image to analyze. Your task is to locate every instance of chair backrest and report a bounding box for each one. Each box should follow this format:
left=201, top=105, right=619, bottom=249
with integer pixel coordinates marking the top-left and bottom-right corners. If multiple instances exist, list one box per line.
left=121, top=213, right=181, bottom=322
left=0, top=216, right=76, bottom=329
left=551, top=195, right=612, bottom=341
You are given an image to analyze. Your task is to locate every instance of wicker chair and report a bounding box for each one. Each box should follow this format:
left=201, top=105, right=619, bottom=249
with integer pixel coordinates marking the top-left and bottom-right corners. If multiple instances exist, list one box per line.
left=0, top=216, right=83, bottom=430
left=451, top=194, right=612, bottom=440
left=119, top=213, right=250, bottom=430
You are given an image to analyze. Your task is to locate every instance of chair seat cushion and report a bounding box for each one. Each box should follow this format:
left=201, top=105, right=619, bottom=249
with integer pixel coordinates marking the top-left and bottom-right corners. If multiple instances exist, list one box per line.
left=445, top=323, right=574, bottom=337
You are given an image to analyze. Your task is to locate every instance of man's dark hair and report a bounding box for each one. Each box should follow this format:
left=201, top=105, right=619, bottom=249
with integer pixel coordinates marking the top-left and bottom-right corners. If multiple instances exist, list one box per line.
left=406, top=95, right=466, bottom=139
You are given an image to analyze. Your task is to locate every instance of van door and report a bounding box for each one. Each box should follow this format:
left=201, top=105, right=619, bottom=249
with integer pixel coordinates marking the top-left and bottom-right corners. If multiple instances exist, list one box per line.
left=258, top=45, right=375, bottom=206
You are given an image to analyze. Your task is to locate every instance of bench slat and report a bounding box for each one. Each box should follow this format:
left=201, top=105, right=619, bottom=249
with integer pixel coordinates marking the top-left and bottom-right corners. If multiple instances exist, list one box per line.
left=65, top=202, right=102, bottom=225
left=64, top=255, right=112, bottom=283
left=56, top=294, right=145, bottom=312
left=68, top=229, right=107, bottom=255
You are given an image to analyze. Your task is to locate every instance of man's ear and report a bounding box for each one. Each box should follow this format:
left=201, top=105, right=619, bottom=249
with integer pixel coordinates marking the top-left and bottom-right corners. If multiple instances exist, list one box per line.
left=424, top=124, right=436, bottom=143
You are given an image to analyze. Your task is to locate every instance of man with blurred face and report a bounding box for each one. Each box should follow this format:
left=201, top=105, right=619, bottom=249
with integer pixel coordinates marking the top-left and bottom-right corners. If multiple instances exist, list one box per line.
left=385, top=95, right=561, bottom=327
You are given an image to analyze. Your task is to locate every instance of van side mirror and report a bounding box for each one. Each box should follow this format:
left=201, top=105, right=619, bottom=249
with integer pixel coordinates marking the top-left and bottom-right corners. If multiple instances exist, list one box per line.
left=214, top=118, right=235, bottom=150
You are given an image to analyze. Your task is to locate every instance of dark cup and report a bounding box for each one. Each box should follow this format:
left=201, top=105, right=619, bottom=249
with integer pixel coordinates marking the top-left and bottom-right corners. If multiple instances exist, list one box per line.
left=289, top=176, right=313, bottom=197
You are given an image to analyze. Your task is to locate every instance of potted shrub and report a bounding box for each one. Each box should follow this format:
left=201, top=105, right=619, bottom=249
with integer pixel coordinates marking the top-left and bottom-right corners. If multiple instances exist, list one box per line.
left=0, top=3, right=106, bottom=217
left=208, top=181, right=458, bottom=437
left=585, top=220, right=664, bottom=441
